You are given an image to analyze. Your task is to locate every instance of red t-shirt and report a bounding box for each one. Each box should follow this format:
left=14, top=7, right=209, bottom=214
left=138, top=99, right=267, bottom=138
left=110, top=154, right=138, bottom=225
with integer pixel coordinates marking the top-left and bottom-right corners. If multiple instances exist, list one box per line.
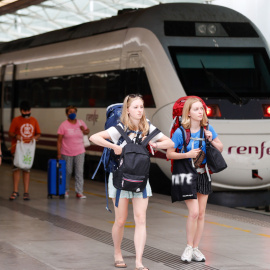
left=9, top=116, right=41, bottom=154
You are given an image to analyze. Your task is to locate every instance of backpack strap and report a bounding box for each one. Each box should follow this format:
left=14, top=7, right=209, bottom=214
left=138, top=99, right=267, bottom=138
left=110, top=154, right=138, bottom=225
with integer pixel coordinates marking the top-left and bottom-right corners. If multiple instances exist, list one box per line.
left=104, top=173, right=112, bottom=212
left=179, top=127, right=188, bottom=153
left=91, top=156, right=102, bottom=179
left=141, top=128, right=161, bottom=147
left=115, top=189, right=121, bottom=207
left=115, top=125, right=133, bottom=143
left=190, top=127, right=205, bottom=149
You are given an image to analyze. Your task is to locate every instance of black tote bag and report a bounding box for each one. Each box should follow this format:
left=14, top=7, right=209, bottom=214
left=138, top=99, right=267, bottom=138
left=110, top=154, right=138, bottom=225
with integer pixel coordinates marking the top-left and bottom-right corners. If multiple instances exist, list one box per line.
left=205, top=139, right=227, bottom=173
left=171, top=127, right=198, bottom=203
left=171, top=158, right=198, bottom=202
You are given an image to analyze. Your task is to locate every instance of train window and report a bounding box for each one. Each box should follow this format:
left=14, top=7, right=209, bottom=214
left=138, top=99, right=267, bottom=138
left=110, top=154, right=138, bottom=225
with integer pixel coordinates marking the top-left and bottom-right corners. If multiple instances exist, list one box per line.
left=123, top=69, right=155, bottom=108
left=14, top=68, right=155, bottom=108
left=169, top=47, right=270, bottom=99
left=3, top=83, right=12, bottom=108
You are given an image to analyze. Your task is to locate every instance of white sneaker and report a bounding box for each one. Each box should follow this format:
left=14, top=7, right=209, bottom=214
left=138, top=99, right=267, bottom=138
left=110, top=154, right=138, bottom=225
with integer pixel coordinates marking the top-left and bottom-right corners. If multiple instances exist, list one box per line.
left=65, top=191, right=69, bottom=198
left=192, top=247, right=206, bottom=262
left=181, top=245, right=193, bottom=263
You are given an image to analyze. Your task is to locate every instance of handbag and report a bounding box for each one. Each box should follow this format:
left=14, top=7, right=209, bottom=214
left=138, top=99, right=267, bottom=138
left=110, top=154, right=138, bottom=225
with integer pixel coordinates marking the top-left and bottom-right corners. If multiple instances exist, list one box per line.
left=79, top=120, right=90, bottom=148
left=171, top=127, right=198, bottom=202
left=14, top=139, right=36, bottom=169
left=205, top=139, right=227, bottom=173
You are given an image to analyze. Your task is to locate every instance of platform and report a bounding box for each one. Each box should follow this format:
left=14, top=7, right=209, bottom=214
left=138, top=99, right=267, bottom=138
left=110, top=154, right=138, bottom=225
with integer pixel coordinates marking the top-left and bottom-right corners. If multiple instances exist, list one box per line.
left=0, top=163, right=269, bottom=270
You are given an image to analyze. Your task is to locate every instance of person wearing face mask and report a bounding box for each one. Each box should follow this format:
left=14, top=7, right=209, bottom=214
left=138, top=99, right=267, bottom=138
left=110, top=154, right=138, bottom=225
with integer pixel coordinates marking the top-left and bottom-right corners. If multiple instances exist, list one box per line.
left=57, top=105, right=90, bottom=198
left=9, top=101, right=41, bottom=201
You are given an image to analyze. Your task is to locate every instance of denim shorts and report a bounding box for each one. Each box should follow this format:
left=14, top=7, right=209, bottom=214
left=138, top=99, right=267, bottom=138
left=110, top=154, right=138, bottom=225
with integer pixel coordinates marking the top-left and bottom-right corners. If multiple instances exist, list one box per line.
left=108, top=173, right=152, bottom=199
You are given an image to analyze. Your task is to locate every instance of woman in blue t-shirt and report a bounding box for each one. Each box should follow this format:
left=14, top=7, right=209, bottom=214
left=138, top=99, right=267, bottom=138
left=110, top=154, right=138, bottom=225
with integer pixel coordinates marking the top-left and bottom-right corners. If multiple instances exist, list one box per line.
left=167, top=97, right=223, bottom=263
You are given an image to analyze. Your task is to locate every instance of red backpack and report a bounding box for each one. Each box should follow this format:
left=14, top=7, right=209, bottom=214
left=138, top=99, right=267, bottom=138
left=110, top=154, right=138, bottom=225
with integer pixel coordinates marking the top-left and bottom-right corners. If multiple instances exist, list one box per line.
left=169, top=96, right=207, bottom=172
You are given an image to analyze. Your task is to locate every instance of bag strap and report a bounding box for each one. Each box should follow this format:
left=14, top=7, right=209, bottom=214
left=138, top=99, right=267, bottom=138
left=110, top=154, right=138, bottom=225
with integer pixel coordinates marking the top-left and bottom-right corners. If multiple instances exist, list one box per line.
left=91, top=156, right=102, bottom=179
left=104, top=173, right=112, bottom=212
left=78, top=120, right=84, bottom=135
left=115, top=125, right=160, bottom=146
left=190, top=127, right=205, bottom=148
left=179, top=127, right=188, bottom=153
left=205, top=123, right=211, bottom=144
left=141, top=128, right=161, bottom=147
left=114, top=125, right=133, bottom=143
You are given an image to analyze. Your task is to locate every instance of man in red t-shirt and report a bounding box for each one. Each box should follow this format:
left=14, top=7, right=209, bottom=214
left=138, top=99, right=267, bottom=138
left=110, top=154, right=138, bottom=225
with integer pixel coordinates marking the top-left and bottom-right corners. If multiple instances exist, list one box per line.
left=9, top=101, right=41, bottom=201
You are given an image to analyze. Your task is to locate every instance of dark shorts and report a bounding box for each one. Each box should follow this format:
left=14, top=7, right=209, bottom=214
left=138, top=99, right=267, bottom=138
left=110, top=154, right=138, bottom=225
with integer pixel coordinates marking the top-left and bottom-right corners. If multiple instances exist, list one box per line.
left=196, top=173, right=212, bottom=195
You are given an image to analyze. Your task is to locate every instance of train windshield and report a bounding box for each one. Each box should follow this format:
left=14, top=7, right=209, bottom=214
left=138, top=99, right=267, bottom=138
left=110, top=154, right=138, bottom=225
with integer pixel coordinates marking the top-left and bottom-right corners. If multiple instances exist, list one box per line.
left=169, top=47, right=270, bottom=98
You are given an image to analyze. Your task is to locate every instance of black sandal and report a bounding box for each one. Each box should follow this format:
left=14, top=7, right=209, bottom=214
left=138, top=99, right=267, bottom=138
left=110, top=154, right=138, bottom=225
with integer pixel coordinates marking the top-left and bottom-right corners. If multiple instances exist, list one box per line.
left=9, top=191, right=19, bottom=200
left=23, top=193, right=30, bottom=201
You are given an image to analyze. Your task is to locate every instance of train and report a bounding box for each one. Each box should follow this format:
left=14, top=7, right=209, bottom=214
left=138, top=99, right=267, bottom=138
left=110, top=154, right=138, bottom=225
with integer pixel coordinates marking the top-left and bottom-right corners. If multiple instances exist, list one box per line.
left=1, top=3, right=270, bottom=205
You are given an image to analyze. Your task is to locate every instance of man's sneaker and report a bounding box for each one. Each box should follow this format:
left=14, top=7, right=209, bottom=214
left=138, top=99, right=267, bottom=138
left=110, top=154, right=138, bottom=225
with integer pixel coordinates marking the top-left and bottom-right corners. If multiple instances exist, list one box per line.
left=192, top=247, right=206, bottom=262
left=181, top=245, right=193, bottom=263
left=65, top=191, right=69, bottom=198
left=76, top=193, right=86, bottom=199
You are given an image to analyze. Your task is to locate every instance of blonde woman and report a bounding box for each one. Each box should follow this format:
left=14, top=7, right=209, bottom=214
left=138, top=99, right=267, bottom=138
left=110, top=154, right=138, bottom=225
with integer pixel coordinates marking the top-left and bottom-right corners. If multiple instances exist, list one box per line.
left=90, top=94, right=174, bottom=270
left=167, top=98, right=223, bottom=263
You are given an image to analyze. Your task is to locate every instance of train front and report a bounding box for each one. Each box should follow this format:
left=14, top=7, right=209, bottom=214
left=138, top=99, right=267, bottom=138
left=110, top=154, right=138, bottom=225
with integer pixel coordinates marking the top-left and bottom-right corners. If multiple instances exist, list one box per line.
left=148, top=4, right=270, bottom=191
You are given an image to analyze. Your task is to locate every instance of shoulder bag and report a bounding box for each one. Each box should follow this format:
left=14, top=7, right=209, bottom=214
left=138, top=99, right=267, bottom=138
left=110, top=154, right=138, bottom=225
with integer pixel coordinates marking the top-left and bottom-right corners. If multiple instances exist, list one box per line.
left=205, top=139, right=227, bottom=173
left=205, top=125, right=227, bottom=173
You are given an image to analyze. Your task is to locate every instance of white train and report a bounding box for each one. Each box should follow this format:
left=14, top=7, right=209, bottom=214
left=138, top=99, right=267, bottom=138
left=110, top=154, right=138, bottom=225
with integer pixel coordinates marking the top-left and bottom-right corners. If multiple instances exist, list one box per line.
left=1, top=3, right=270, bottom=195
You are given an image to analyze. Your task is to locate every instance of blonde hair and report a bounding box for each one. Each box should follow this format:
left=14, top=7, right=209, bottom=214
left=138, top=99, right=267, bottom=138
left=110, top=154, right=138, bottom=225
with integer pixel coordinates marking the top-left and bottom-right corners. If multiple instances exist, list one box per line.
left=120, top=94, right=149, bottom=137
left=181, top=98, right=208, bottom=129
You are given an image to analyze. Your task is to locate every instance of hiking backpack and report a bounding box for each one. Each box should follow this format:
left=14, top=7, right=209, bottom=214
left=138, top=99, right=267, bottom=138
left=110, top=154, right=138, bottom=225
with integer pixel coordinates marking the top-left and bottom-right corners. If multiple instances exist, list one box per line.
left=169, top=96, right=207, bottom=172
left=91, top=103, right=123, bottom=212
left=113, top=125, right=160, bottom=207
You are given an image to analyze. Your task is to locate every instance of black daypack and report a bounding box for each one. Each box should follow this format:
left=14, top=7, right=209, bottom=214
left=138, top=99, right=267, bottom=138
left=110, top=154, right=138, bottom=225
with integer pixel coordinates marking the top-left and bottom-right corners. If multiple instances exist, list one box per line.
left=113, top=125, right=160, bottom=206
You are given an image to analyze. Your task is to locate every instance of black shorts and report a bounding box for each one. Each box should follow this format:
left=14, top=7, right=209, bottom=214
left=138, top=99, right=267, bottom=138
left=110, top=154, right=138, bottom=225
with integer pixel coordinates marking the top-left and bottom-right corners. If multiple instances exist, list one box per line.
left=197, top=173, right=212, bottom=195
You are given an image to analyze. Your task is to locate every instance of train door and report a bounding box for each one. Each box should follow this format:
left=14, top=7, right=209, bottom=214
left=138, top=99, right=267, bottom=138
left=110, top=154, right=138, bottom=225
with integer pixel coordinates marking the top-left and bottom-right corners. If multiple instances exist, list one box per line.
left=0, top=64, right=16, bottom=156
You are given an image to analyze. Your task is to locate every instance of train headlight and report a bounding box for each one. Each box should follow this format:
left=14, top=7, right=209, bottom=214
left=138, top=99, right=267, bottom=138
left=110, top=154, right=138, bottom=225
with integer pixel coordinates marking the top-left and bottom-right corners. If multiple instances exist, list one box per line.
left=206, top=105, right=221, bottom=118
left=206, top=106, right=212, bottom=116
left=198, top=24, right=207, bottom=34
left=207, top=24, right=217, bottom=35
left=195, top=23, right=227, bottom=37
left=263, top=105, right=270, bottom=117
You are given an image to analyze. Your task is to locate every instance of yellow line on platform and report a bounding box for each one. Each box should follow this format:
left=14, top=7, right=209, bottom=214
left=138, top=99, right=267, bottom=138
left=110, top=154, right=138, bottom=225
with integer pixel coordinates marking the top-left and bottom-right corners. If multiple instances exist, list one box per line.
left=161, top=209, right=270, bottom=238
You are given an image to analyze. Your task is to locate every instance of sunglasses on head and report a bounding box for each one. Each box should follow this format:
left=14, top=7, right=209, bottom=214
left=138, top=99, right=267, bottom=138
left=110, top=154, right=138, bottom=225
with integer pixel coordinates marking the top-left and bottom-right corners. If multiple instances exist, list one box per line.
left=128, top=94, right=143, bottom=99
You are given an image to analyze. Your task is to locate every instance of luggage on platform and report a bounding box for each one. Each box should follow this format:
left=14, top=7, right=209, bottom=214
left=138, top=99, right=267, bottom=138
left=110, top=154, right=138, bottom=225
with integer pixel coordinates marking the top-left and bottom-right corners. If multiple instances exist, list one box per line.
left=47, top=159, right=66, bottom=199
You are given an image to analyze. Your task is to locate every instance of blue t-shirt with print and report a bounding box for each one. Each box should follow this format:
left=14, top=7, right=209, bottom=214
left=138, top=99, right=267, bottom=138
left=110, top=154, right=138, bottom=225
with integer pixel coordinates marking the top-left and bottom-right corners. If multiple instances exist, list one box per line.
left=171, top=124, right=217, bottom=164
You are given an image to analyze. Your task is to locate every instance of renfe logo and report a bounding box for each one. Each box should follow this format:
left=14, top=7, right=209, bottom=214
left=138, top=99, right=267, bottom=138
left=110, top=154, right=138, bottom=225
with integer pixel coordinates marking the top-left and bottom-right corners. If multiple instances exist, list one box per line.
left=228, top=142, right=270, bottom=159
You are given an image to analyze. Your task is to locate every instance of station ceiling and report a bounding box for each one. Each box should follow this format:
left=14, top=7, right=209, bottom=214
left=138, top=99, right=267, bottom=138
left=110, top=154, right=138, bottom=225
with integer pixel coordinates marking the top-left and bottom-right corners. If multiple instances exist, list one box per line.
left=0, top=0, right=211, bottom=42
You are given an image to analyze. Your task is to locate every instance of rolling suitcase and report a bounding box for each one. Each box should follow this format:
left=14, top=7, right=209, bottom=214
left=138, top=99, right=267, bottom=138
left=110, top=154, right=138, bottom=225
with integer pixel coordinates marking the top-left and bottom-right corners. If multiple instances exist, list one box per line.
left=47, top=159, right=66, bottom=199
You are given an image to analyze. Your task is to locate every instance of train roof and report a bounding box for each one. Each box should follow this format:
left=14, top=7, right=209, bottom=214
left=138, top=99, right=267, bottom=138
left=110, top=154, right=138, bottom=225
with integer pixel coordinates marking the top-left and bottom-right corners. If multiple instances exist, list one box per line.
left=0, top=3, right=256, bottom=54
